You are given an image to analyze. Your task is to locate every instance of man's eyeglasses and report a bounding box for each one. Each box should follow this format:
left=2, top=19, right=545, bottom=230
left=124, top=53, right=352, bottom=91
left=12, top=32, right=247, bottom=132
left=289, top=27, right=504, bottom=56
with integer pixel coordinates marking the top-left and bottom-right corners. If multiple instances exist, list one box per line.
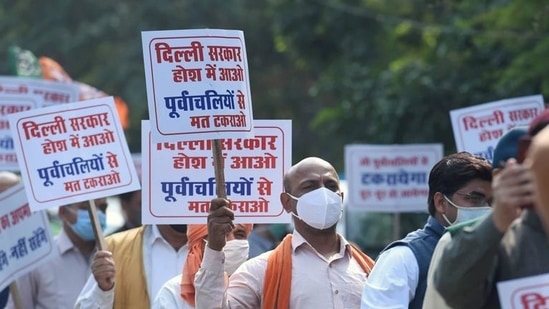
left=452, top=191, right=492, bottom=207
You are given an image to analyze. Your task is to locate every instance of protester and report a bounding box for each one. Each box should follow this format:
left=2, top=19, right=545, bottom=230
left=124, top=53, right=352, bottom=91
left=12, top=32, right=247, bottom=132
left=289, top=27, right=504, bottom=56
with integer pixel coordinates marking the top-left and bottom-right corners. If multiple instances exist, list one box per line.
left=422, top=126, right=528, bottom=308
left=361, top=152, right=493, bottom=308
left=0, top=171, right=21, bottom=308
left=529, top=125, right=549, bottom=235
left=7, top=198, right=108, bottom=309
left=111, top=189, right=141, bottom=234
left=193, top=157, right=375, bottom=308
left=247, top=223, right=288, bottom=259
left=151, top=223, right=253, bottom=309
left=74, top=224, right=188, bottom=309
left=434, top=110, right=549, bottom=308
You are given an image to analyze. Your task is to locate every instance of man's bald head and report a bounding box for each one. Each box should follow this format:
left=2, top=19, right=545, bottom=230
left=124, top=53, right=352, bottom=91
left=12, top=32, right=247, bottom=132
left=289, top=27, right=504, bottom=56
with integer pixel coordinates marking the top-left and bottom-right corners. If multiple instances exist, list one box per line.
left=283, top=157, right=339, bottom=193
left=0, top=171, right=20, bottom=193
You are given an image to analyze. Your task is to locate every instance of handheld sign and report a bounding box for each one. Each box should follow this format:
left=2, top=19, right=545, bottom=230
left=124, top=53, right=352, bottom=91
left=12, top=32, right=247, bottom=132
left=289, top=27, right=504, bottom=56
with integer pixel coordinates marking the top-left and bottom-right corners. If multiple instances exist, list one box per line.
left=497, top=273, right=549, bottom=309
left=345, top=144, right=443, bottom=212
left=0, top=94, right=44, bottom=171
left=142, top=29, right=255, bottom=200
left=141, top=28, right=254, bottom=141
left=450, top=95, right=544, bottom=162
left=0, top=183, right=57, bottom=292
left=0, top=76, right=79, bottom=107
left=8, top=97, right=140, bottom=211
left=142, top=119, right=292, bottom=224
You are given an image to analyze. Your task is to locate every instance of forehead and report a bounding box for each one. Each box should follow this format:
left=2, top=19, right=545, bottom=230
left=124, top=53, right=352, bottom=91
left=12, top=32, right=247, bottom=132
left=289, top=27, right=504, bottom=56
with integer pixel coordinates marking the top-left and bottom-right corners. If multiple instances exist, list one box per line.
left=456, top=179, right=492, bottom=195
left=72, top=198, right=108, bottom=212
left=290, top=161, right=338, bottom=185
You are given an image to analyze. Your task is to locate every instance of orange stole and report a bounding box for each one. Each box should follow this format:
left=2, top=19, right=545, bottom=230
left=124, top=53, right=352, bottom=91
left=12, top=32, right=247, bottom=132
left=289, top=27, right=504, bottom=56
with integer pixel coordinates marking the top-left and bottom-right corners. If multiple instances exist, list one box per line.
left=180, top=224, right=209, bottom=306
left=262, top=234, right=374, bottom=308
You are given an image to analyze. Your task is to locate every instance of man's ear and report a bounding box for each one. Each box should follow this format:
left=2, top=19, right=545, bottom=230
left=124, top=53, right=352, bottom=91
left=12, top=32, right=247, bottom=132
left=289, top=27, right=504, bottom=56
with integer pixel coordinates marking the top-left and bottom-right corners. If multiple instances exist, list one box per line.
left=280, top=192, right=292, bottom=213
left=433, top=192, right=446, bottom=214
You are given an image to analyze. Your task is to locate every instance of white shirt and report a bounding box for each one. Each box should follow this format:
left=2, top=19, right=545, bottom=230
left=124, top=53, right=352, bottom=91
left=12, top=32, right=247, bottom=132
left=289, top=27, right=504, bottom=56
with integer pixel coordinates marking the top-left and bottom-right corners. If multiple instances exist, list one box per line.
left=422, top=233, right=452, bottom=309
left=194, top=230, right=368, bottom=309
left=151, top=274, right=193, bottom=309
left=360, top=246, right=419, bottom=309
left=75, top=225, right=188, bottom=308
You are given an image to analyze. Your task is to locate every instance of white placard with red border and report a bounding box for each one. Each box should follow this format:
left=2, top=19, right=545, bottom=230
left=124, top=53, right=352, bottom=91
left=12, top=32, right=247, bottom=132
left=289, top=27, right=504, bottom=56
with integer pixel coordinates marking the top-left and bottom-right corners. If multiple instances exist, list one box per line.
left=142, top=119, right=292, bottom=224
left=450, top=95, right=545, bottom=162
left=1, top=94, right=44, bottom=171
left=0, top=76, right=79, bottom=106
left=345, top=144, right=443, bottom=212
left=142, top=29, right=254, bottom=141
left=497, top=273, right=549, bottom=309
left=8, top=97, right=140, bottom=211
left=0, top=183, right=58, bottom=291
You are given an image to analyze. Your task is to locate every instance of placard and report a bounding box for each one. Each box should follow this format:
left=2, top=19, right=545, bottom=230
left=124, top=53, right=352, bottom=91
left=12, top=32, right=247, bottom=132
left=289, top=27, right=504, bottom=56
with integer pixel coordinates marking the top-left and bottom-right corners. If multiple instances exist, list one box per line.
left=9, top=97, right=140, bottom=211
left=142, top=29, right=254, bottom=141
left=0, top=183, right=57, bottom=291
left=450, top=95, right=544, bottom=161
left=142, top=119, right=291, bottom=224
left=345, top=144, right=443, bottom=212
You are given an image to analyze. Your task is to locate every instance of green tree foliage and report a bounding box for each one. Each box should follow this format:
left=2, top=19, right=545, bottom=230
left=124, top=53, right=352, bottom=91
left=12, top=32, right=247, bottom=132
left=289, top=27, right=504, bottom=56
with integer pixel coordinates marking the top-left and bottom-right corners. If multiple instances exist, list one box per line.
left=268, top=0, right=549, bottom=251
left=0, top=0, right=312, bottom=155
left=269, top=0, right=549, bottom=169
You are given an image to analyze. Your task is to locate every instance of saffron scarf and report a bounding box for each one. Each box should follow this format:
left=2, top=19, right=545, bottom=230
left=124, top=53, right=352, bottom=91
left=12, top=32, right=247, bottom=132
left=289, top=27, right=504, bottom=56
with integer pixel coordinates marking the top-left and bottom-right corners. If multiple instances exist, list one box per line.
left=180, top=224, right=254, bottom=306
left=180, top=224, right=209, bottom=307
left=262, top=234, right=374, bottom=308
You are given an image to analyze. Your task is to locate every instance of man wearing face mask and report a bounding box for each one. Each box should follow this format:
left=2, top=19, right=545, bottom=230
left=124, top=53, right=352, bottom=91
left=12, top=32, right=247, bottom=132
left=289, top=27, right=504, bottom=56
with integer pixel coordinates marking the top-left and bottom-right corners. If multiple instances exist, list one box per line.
left=361, top=152, right=493, bottom=309
left=74, top=222, right=189, bottom=309
left=194, top=157, right=375, bottom=308
left=434, top=111, right=549, bottom=309
left=7, top=198, right=108, bottom=309
left=422, top=126, right=529, bottom=308
left=151, top=223, right=253, bottom=309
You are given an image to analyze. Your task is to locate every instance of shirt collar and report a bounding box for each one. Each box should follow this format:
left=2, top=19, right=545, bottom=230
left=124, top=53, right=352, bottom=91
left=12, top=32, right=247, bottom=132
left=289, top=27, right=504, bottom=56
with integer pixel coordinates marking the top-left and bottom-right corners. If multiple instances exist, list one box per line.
left=427, top=215, right=446, bottom=237
left=291, top=229, right=352, bottom=257
left=56, top=228, right=76, bottom=255
left=146, top=225, right=164, bottom=246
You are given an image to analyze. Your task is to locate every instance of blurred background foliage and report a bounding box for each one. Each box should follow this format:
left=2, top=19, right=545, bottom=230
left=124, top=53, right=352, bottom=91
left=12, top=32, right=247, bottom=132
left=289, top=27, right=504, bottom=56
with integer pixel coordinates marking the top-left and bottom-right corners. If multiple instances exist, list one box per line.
left=2, top=0, right=548, bottom=255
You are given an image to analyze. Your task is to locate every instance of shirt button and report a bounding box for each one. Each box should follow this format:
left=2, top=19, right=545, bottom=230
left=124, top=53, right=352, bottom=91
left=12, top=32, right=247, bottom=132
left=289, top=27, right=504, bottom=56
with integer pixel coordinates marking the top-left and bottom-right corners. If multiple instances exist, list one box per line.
left=335, top=290, right=339, bottom=295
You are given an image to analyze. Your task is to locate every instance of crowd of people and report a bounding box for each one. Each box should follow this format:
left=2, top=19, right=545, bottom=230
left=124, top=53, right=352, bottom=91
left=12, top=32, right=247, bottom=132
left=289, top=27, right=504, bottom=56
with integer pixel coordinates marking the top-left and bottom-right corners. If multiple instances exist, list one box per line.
left=2, top=108, right=549, bottom=308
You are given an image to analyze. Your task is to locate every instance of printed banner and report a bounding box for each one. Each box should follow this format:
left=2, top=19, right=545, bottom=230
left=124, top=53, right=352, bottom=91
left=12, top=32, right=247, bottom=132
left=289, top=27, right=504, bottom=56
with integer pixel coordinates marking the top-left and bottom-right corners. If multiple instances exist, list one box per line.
left=0, top=94, right=44, bottom=171
left=0, top=183, right=57, bottom=291
left=497, top=273, right=549, bottom=309
left=8, top=97, right=140, bottom=211
left=142, top=28, right=254, bottom=141
left=0, top=76, right=79, bottom=106
left=345, top=144, right=443, bottom=212
left=450, top=95, right=544, bottom=162
left=142, top=119, right=292, bottom=224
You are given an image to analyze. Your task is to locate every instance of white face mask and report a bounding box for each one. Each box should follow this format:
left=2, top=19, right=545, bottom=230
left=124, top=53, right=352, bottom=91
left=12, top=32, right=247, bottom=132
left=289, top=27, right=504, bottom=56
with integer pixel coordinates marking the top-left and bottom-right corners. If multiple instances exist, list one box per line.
left=287, top=187, right=343, bottom=230
left=223, top=239, right=249, bottom=276
left=442, top=195, right=492, bottom=226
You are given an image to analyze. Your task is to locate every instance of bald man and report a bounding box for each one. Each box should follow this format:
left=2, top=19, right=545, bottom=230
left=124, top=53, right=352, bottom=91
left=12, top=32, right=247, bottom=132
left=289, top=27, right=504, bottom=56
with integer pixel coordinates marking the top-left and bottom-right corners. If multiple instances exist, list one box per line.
left=194, top=157, right=375, bottom=308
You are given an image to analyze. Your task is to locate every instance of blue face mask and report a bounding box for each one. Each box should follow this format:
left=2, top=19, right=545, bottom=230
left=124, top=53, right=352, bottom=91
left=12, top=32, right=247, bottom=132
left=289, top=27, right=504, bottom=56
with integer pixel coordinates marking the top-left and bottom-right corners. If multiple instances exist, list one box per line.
left=70, top=209, right=107, bottom=241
